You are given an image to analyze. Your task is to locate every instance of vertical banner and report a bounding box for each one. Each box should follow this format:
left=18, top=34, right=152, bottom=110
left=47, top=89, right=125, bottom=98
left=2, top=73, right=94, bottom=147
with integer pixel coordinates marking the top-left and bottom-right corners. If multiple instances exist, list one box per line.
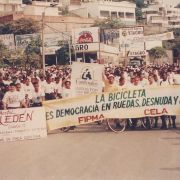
left=0, top=107, right=47, bottom=142
left=119, top=26, right=145, bottom=57
left=71, top=62, right=103, bottom=96
left=0, top=34, right=15, bottom=50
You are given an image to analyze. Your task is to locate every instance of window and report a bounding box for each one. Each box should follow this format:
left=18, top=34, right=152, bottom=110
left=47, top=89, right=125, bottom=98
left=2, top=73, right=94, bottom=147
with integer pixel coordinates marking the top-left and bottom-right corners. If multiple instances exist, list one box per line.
left=100, top=11, right=110, bottom=18
left=111, top=11, right=117, bottom=19
left=126, top=12, right=134, bottom=19
left=118, top=12, right=124, bottom=18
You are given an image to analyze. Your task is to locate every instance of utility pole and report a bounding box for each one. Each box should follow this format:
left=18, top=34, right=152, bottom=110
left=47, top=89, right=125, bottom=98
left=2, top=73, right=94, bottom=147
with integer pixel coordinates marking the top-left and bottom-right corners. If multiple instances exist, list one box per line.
left=42, top=11, right=45, bottom=75
left=68, top=36, right=72, bottom=65
left=41, top=2, right=58, bottom=75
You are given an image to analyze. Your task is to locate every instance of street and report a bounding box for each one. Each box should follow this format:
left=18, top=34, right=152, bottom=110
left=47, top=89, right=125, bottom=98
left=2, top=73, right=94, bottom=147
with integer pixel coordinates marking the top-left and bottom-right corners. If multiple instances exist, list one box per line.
left=0, top=117, right=180, bottom=180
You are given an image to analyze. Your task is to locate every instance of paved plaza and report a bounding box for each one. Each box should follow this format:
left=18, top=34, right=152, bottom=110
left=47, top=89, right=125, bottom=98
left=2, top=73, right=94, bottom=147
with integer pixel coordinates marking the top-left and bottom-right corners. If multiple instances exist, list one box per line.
left=0, top=117, right=180, bottom=180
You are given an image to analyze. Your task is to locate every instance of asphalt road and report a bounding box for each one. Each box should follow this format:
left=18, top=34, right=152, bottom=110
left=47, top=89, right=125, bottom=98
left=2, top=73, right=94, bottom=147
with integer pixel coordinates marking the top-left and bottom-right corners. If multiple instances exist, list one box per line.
left=0, top=117, right=180, bottom=180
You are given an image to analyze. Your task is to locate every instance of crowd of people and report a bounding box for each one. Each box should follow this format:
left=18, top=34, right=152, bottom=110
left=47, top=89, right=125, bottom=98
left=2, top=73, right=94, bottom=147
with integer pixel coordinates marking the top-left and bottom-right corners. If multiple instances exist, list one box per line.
left=0, top=62, right=179, bottom=130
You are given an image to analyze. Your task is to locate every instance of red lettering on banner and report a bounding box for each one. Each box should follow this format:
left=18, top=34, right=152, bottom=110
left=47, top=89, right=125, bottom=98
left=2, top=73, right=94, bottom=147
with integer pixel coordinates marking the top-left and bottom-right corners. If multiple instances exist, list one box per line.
left=144, top=108, right=168, bottom=116
left=0, top=111, right=34, bottom=126
left=78, top=114, right=104, bottom=124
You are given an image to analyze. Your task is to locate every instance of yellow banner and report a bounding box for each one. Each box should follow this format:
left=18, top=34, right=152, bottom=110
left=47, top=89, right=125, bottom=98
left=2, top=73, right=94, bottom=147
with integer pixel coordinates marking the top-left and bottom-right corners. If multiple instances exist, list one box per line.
left=43, top=86, right=180, bottom=131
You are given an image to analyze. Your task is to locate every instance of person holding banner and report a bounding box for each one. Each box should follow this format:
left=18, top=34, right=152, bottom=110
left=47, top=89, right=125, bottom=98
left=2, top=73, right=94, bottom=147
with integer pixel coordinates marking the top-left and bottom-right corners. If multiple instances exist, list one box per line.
left=44, top=76, right=56, bottom=101
left=61, top=79, right=76, bottom=130
left=30, top=82, right=45, bottom=107
left=61, top=79, right=74, bottom=99
left=54, top=77, right=62, bottom=99
left=2, top=83, right=26, bottom=109
left=103, top=73, right=119, bottom=92
left=102, top=73, right=126, bottom=131
left=160, top=71, right=176, bottom=129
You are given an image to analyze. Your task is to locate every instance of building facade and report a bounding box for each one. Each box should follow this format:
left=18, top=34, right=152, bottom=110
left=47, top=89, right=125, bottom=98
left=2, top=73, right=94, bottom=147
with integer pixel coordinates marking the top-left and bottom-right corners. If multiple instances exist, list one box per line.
left=143, top=0, right=180, bottom=28
left=0, top=0, right=23, bottom=16
left=69, top=0, right=136, bottom=25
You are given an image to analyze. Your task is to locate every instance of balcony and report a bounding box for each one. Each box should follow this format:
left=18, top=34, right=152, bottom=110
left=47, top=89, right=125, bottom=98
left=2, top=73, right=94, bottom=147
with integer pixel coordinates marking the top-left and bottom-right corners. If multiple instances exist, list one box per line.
left=82, top=0, right=136, bottom=8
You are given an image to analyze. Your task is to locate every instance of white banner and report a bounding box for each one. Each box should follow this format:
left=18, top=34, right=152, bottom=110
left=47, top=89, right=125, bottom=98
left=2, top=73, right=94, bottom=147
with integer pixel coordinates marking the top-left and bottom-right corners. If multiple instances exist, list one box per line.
left=0, top=107, right=47, bottom=142
left=0, top=34, right=15, bottom=50
left=71, top=62, right=103, bottom=96
left=44, top=86, right=180, bottom=131
left=73, top=27, right=99, bottom=44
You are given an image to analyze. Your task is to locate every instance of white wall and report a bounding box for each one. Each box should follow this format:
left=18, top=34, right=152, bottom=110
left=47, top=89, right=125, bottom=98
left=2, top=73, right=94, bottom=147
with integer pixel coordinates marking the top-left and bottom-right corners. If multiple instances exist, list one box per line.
left=70, top=7, right=88, bottom=18
left=23, top=6, right=59, bottom=16
left=81, top=1, right=136, bottom=25
left=0, top=0, right=22, bottom=4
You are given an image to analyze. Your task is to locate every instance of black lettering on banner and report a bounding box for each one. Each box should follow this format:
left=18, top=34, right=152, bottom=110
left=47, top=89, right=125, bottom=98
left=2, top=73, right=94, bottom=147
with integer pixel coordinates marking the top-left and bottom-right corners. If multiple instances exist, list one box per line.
left=102, top=103, right=111, bottom=111
left=80, top=45, right=83, bottom=50
left=75, top=44, right=89, bottom=51
left=173, top=96, right=179, bottom=105
left=46, top=111, right=54, bottom=120
left=84, top=44, right=88, bottom=50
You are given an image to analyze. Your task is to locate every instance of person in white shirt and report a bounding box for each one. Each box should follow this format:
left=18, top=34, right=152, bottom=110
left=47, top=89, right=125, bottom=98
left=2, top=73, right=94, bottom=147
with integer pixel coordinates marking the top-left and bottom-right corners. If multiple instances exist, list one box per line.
left=160, top=72, right=176, bottom=129
left=39, top=76, right=46, bottom=92
left=140, top=74, right=149, bottom=87
left=3, top=83, right=26, bottom=109
left=16, top=82, right=26, bottom=103
left=23, top=78, right=34, bottom=100
left=54, top=77, right=62, bottom=99
left=31, top=82, right=45, bottom=107
left=147, top=75, right=158, bottom=87
left=61, top=79, right=74, bottom=99
left=147, top=75, right=159, bottom=128
left=119, top=77, right=128, bottom=89
left=44, top=76, right=56, bottom=100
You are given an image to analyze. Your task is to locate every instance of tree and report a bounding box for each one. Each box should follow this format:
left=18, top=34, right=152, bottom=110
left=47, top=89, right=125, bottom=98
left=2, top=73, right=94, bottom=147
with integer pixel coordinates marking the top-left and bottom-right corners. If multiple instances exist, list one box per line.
left=56, top=41, right=70, bottom=65
left=149, top=47, right=168, bottom=64
left=24, top=38, right=42, bottom=68
left=136, top=0, right=145, bottom=8
left=0, top=41, right=9, bottom=66
left=163, top=28, right=180, bottom=63
left=91, top=18, right=125, bottom=29
left=0, top=18, right=40, bottom=35
left=136, top=7, right=143, bottom=22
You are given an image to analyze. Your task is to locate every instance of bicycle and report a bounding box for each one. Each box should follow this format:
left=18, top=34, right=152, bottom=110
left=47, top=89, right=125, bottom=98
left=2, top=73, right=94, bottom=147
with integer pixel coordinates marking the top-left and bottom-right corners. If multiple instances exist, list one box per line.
left=60, top=118, right=127, bottom=133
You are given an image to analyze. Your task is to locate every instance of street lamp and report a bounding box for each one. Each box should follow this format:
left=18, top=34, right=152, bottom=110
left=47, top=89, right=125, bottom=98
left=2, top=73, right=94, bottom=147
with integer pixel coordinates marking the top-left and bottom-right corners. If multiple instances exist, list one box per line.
left=42, top=3, right=58, bottom=75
